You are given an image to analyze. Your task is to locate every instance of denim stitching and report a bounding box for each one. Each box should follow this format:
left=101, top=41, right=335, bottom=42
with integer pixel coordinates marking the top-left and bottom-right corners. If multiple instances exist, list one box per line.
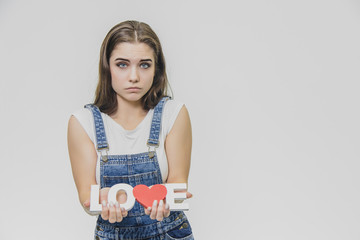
left=147, top=97, right=170, bottom=146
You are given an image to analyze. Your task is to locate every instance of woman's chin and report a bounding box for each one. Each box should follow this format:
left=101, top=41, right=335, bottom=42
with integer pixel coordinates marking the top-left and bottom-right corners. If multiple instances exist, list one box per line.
left=117, top=94, right=144, bottom=104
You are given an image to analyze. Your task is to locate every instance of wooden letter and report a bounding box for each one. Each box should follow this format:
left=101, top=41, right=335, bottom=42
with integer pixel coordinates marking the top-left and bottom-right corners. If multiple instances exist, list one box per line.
left=165, top=183, right=189, bottom=211
left=90, top=185, right=102, bottom=213
left=107, top=183, right=136, bottom=211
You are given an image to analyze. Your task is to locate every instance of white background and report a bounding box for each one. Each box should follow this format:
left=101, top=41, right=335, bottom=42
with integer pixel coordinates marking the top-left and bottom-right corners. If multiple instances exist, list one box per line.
left=0, top=0, right=359, bottom=239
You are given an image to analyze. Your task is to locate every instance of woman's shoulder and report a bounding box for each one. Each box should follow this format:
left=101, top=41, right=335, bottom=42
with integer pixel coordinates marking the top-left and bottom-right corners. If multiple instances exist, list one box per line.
left=163, top=98, right=185, bottom=116
left=71, top=106, right=93, bottom=122
left=162, top=98, right=186, bottom=135
left=69, top=106, right=96, bottom=143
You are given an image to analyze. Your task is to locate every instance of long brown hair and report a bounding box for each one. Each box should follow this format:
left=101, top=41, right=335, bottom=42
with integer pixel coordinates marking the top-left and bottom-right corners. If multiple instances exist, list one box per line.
left=94, top=20, right=170, bottom=115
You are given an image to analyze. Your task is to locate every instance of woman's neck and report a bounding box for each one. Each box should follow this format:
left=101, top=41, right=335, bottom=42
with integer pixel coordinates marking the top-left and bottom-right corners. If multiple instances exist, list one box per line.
left=110, top=96, right=148, bottom=130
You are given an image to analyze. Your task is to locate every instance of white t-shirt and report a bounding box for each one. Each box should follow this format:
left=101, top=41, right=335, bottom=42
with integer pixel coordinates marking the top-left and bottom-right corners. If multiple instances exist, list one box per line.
left=71, top=99, right=184, bottom=184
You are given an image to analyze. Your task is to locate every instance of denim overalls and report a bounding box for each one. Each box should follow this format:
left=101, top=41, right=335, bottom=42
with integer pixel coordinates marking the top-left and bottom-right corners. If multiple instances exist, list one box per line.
left=85, top=97, right=194, bottom=240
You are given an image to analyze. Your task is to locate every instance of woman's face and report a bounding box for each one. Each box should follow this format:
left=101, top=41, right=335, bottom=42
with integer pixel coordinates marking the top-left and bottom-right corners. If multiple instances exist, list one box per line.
left=109, top=42, right=155, bottom=105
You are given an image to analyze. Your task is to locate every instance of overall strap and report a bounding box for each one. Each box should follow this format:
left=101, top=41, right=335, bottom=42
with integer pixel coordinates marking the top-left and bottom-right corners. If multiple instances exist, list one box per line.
left=84, top=104, right=109, bottom=151
left=147, top=97, right=170, bottom=147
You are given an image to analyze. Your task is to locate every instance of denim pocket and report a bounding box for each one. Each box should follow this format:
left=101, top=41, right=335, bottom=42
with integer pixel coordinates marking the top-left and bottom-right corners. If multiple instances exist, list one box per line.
left=165, top=220, right=193, bottom=240
left=103, top=171, right=160, bottom=187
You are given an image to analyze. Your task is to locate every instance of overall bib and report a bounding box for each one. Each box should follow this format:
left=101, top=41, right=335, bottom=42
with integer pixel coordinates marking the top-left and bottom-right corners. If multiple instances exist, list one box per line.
left=85, top=97, right=194, bottom=240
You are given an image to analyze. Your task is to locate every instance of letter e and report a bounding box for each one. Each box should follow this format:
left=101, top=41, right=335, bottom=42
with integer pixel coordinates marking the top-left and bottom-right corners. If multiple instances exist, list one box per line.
left=165, top=183, right=189, bottom=211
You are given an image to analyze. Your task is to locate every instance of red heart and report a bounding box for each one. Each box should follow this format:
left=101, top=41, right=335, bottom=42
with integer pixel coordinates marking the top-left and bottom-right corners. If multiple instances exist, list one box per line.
left=133, top=184, right=167, bottom=208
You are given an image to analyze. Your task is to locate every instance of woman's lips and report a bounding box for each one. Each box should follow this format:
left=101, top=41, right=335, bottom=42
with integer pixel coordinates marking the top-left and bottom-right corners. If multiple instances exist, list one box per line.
left=126, top=87, right=141, bottom=92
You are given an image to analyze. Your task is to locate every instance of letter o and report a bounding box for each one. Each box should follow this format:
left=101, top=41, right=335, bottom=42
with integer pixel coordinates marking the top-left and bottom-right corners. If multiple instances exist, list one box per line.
left=107, top=183, right=136, bottom=211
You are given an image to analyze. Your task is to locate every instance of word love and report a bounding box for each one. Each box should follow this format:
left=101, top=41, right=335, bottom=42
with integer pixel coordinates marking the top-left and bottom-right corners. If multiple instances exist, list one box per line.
left=90, top=183, right=189, bottom=213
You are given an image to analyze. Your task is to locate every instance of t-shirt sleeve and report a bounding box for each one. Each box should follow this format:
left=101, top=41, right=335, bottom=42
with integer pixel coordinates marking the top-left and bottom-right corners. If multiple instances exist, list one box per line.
left=162, top=99, right=185, bottom=136
left=71, top=108, right=96, bottom=144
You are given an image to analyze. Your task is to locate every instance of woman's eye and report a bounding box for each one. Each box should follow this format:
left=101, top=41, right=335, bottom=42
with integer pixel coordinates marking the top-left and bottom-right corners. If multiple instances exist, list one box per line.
left=117, top=62, right=127, bottom=68
left=140, top=63, right=150, bottom=69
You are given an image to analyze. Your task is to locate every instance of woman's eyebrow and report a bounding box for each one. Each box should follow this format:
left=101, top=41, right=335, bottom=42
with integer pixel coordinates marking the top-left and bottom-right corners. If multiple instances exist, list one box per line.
left=115, top=58, right=130, bottom=62
left=140, top=59, right=153, bottom=62
left=114, top=58, right=153, bottom=62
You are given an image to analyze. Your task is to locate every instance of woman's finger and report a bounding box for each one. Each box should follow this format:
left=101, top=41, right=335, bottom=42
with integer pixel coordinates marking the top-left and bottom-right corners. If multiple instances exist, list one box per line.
left=164, top=202, right=170, bottom=218
left=121, top=207, right=128, bottom=217
left=149, top=200, right=158, bottom=220
left=83, top=199, right=90, bottom=209
left=115, top=202, right=123, bottom=222
left=186, top=192, right=193, bottom=199
left=101, top=200, right=109, bottom=220
left=156, top=200, right=164, bottom=221
left=108, top=202, right=116, bottom=223
left=145, top=206, right=151, bottom=215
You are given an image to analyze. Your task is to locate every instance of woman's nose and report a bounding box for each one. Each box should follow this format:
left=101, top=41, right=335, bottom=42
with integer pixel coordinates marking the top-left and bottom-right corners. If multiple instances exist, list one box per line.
left=129, top=66, right=139, bottom=83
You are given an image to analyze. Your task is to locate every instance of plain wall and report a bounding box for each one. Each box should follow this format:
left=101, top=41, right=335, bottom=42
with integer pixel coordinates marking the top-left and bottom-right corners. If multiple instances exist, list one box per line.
left=0, top=0, right=359, bottom=239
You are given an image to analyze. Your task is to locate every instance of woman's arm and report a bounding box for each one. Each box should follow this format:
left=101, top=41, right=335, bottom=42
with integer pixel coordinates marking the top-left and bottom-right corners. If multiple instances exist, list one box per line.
left=68, top=115, right=128, bottom=222
left=165, top=105, right=192, bottom=185
left=145, top=105, right=193, bottom=221
left=67, top=115, right=98, bottom=208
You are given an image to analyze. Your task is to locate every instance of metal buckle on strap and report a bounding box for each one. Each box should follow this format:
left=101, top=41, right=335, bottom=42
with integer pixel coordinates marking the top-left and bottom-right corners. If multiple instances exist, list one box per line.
left=147, top=140, right=159, bottom=159
left=148, top=146, right=155, bottom=159
left=98, top=148, right=109, bottom=162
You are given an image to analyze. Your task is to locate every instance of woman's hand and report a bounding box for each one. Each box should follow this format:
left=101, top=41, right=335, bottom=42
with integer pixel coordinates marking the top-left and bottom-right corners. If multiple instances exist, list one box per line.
left=82, top=187, right=128, bottom=223
left=100, top=187, right=128, bottom=223
left=144, top=191, right=193, bottom=221
left=144, top=199, right=170, bottom=221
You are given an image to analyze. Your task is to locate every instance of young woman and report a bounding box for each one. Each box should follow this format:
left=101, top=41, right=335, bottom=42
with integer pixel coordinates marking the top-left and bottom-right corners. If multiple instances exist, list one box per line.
left=67, top=20, right=194, bottom=240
